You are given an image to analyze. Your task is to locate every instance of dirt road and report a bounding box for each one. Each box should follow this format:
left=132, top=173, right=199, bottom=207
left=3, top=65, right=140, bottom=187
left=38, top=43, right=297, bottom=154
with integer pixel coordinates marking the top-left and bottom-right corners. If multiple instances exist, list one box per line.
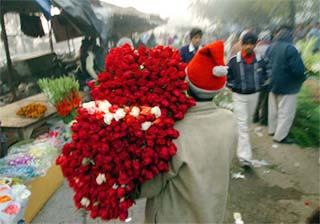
left=224, top=125, right=319, bottom=223
left=33, top=125, right=319, bottom=224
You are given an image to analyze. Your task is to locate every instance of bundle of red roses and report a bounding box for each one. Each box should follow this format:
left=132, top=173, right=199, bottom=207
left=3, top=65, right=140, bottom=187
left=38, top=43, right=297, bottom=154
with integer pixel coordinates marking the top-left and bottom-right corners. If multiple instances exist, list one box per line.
left=56, top=100, right=179, bottom=220
left=57, top=44, right=195, bottom=221
left=88, top=44, right=195, bottom=120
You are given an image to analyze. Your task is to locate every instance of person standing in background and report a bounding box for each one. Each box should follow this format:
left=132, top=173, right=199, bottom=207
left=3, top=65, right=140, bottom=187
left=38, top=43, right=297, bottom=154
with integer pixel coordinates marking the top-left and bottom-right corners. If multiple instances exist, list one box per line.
left=227, top=32, right=267, bottom=167
left=179, top=28, right=203, bottom=63
left=227, top=29, right=251, bottom=61
left=266, top=25, right=306, bottom=144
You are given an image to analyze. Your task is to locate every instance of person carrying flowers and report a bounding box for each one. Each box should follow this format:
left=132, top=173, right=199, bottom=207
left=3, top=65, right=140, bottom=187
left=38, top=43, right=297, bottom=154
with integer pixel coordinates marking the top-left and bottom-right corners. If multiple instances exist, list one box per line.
left=57, top=42, right=237, bottom=223
left=140, top=41, right=237, bottom=223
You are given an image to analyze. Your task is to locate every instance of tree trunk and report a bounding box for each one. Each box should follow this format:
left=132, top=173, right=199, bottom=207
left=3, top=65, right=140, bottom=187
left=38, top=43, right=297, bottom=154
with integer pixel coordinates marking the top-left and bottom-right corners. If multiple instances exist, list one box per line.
left=289, top=0, right=296, bottom=28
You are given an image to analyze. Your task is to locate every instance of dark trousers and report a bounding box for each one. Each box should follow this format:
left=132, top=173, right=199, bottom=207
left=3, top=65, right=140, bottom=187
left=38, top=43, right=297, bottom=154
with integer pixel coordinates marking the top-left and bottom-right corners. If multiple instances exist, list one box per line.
left=253, top=86, right=268, bottom=125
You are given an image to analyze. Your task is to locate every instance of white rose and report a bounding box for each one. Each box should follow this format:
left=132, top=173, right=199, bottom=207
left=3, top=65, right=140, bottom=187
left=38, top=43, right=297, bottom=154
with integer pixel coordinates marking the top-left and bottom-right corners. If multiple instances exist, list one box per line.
left=82, top=101, right=96, bottom=109
left=82, top=101, right=97, bottom=115
left=112, top=183, right=119, bottom=189
left=130, top=107, right=140, bottom=117
left=129, top=106, right=140, bottom=118
left=114, top=108, right=126, bottom=121
left=96, top=173, right=106, bottom=185
left=103, top=113, right=114, bottom=125
left=80, top=197, right=90, bottom=207
left=141, top=121, right=152, bottom=131
left=98, top=101, right=112, bottom=113
left=151, top=106, right=161, bottom=118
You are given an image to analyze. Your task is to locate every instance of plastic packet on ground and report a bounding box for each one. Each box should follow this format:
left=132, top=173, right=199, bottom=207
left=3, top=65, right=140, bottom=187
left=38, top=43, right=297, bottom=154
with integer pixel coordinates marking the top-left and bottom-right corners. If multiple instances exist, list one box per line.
left=0, top=166, right=37, bottom=181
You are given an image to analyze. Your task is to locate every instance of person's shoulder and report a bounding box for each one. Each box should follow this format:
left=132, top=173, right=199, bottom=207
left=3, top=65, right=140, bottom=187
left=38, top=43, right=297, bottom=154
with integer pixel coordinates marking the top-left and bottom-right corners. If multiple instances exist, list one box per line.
left=286, top=44, right=298, bottom=51
left=285, top=44, right=300, bottom=57
left=228, top=54, right=238, bottom=64
left=180, top=45, right=189, bottom=52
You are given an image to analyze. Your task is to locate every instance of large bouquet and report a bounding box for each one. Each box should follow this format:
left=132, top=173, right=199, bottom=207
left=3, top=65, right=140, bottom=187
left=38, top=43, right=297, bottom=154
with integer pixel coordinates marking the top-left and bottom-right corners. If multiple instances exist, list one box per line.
left=89, top=44, right=195, bottom=120
left=57, top=101, right=179, bottom=220
left=38, top=76, right=81, bottom=123
left=57, top=44, right=195, bottom=221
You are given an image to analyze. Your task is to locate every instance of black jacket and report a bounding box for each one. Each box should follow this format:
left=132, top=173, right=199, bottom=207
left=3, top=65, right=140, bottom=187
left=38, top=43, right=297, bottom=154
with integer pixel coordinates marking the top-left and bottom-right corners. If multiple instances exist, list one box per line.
left=227, top=52, right=267, bottom=94
left=266, top=29, right=306, bottom=94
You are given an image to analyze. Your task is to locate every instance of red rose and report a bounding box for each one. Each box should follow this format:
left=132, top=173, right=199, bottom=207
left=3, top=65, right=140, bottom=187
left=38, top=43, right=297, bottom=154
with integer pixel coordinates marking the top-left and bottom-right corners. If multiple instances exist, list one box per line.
left=119, top=211, right=128, bottom=221
left=142, top=157, right=152, bottom=166
left=142, top=169, right=154, bottom=180
left=132, top=161, right=140, bottom=170
left=118, top=173, right=131, bottom=185
left=159, top=147, right=170, bottom=160
left=117, top=188, right=126, bottom=198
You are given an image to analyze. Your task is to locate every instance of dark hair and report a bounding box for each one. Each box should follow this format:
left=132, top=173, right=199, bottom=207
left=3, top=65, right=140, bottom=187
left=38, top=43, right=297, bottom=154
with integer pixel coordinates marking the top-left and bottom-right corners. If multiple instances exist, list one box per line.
left=190, top=28, right=203, bottom=39
left=307, top=207, right=320, bottom=224
left=241, top=32, right=258, bottom=45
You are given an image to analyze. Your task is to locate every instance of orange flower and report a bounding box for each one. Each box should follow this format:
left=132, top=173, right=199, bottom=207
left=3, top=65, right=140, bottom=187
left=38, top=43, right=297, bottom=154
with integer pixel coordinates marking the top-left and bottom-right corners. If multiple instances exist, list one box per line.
left=56, top=90, right=81, bottom=117
left=57, top=98, right=73, bottom=117
left=140, top=106, right=152, bottom=115
left=16, top=103, right=47, bottom=118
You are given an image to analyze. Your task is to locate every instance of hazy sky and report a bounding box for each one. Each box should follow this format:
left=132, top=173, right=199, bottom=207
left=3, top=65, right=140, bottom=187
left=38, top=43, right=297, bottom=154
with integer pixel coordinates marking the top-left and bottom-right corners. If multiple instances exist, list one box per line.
left=101, top=0, right=191, bottom=20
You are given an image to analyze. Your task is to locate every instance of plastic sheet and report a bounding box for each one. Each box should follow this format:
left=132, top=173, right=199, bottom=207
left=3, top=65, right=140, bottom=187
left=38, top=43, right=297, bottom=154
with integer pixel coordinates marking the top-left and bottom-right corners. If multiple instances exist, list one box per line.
left=0, top=180, right=30, bottom=223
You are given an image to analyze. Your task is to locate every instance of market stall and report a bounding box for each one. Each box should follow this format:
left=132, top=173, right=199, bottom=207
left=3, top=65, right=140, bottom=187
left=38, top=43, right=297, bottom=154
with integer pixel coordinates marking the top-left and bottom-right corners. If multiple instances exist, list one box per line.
left=0, top=120, right=70, bottom=223
left=0, top=76, right=80, bottom=222
left=0, top=93, right=56, bottom=141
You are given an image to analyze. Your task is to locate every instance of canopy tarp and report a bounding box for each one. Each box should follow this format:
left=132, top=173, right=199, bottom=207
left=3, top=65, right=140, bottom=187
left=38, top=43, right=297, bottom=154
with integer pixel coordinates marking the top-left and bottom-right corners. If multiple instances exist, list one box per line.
left=52, top=0, right=112, bottom=44
left=0, top=0, right=51, bottom=19
left=0, top=0, right=52, bottom=99
left=51, top=14, right=83, bottom=42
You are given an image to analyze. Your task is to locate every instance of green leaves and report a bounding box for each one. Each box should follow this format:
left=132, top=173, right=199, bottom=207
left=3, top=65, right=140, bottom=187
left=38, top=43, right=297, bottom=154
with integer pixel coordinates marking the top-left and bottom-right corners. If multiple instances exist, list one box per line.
left=82, top=157, right=95, bottom=166
left=296, top=38, right=320, bottom=78
left=291, top=82, right=320, bottom=147
left=38, top=76, right=80, bottom=105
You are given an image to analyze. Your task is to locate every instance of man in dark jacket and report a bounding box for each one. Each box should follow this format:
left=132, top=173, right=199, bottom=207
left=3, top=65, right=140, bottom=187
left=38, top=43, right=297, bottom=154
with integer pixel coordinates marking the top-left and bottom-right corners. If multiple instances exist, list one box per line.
left=266, top=25, right=306, bottom=144
left=227, top=32, right=267, bottom=166
left=179, top=28, right=203, bottom=63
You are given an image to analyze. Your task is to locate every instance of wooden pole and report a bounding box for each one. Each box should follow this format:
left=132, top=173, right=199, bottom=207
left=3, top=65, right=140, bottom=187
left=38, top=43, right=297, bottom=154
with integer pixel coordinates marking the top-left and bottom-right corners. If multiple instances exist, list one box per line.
left=48, top=21, right=54, bottom=52
left=65, top=23, right=71, bottom=53
left=0, top=13, right=16, bottom=100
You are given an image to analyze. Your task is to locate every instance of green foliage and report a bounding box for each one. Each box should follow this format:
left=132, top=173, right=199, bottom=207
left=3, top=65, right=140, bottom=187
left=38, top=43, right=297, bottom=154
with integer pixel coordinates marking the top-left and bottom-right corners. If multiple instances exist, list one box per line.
left=189, top=0, right=320, bottom=27
left=38, top=76, right=80, bottom=106
left=61, top=109, right=77, bottom=124
left=290, top=82, right=320, bottom=147
left=296, top=38, right=320, bottom=78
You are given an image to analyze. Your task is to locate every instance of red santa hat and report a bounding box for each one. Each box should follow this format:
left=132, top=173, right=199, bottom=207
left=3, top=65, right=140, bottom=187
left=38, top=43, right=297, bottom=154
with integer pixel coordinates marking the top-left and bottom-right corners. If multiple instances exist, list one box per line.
left=186, top=40, right=227, bottom=99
